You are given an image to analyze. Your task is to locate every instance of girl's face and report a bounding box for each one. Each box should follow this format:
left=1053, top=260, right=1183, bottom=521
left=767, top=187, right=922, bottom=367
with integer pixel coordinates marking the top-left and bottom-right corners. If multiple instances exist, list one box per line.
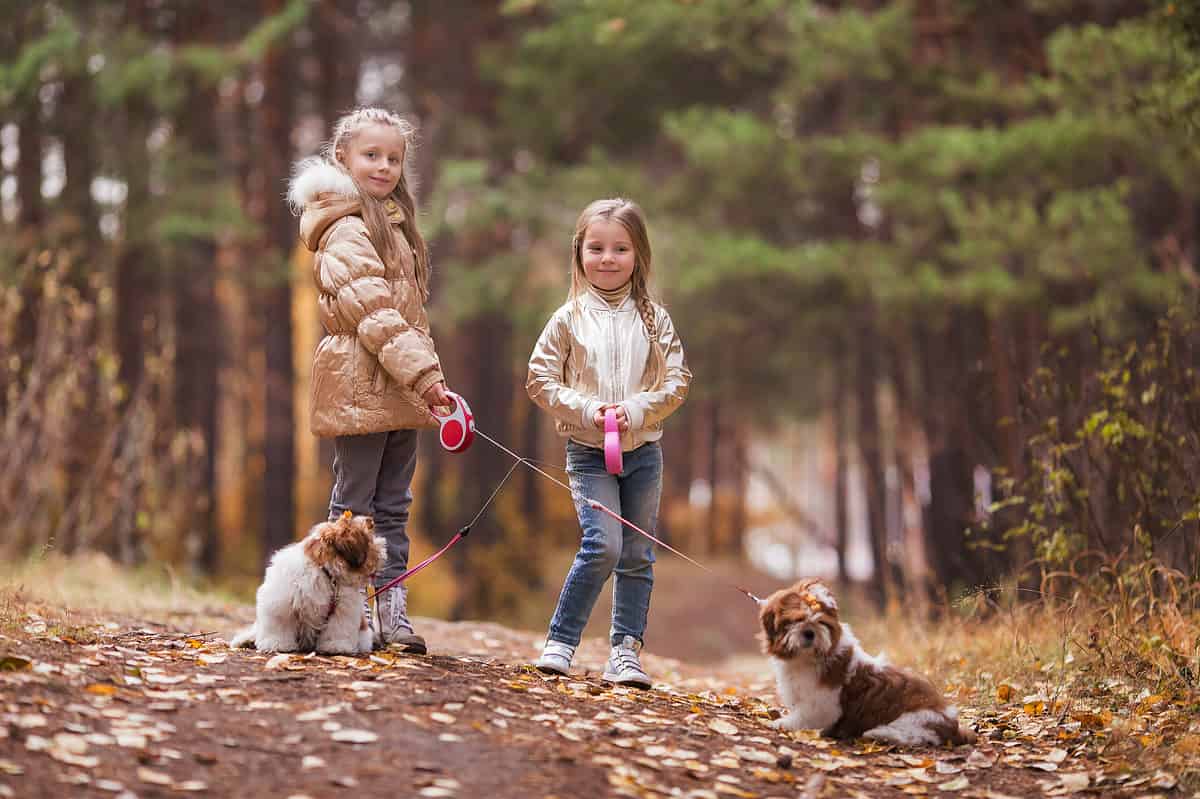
left=339, top=123, right=406, bottom=199
left=580, top=218, right=636, bottom=292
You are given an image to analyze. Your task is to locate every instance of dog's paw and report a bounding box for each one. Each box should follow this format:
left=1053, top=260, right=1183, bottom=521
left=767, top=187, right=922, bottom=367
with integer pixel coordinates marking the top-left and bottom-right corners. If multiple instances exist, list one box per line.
left=769, top=713, right=813, bottom=733
left=229, top=626, right=256, bottom=649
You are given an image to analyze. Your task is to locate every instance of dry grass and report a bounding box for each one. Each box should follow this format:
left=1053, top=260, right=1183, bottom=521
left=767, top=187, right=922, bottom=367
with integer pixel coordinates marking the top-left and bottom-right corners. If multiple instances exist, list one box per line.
left=0, top=552, right=241, bottom=639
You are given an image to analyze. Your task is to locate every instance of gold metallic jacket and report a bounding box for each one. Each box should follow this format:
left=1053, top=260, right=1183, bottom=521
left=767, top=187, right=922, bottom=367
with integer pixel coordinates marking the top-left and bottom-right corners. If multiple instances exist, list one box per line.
left=526, top=289, right=691, bottom=450
left=291, top=160, right=442, bottom=437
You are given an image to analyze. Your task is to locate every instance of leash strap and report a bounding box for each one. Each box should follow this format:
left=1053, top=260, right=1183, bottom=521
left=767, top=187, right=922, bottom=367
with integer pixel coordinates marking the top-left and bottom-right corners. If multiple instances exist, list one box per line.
left=475, top=429, right=761, bottom=605
left=368, top=527, right=469, bottom=601
left=363, top=421, right=762, bottom=606
left=320, top=565, right=340, bottom=626
left=367, top=456, right=523, bottom=601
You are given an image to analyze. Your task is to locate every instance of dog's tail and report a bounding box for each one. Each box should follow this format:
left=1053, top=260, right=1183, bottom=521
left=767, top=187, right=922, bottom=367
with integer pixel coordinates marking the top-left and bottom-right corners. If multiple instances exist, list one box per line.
left=229, top=624, right=257, bottom=649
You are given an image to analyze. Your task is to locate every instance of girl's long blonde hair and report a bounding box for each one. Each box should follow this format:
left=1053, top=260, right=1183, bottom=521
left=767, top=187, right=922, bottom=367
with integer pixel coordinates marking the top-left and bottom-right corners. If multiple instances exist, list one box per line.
left=569, top=198, right=667, bottom=388
left=328, top=107, right=430, bottom=298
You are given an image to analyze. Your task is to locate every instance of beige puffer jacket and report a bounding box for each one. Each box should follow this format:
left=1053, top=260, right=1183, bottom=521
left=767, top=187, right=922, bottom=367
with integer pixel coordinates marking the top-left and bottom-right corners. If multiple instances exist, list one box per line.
left=290, top=160, right=442, bottom=437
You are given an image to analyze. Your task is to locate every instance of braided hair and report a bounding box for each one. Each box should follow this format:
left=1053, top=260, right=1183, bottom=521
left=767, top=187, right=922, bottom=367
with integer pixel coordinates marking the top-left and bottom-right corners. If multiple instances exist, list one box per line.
left=569, top=198, right=667, bottom=389
left=326, top=108, right=430, bottom=299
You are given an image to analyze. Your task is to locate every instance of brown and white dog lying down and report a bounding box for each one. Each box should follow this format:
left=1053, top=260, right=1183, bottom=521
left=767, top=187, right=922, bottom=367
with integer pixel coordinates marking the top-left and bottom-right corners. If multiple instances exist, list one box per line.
left=758, top=578, right=976, bottom=747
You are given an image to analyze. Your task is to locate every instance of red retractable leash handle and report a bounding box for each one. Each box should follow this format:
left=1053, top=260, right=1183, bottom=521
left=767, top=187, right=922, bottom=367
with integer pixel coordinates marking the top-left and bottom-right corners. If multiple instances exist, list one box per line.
left=433, top=390, right=476, bottom=453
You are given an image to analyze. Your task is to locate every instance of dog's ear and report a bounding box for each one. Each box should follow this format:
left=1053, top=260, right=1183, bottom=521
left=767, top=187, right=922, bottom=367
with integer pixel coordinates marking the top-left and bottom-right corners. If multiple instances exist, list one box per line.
left=759, top=601, right=778, bottom=640
left=758, top=602, right=780, bottom=655
left=808, top=580, right=838, bottom=613
left=303, top=522, right=338, bottom=567
left=329, top=522, right=373, bottom=571
left=361, top=535, right=387, bottom=575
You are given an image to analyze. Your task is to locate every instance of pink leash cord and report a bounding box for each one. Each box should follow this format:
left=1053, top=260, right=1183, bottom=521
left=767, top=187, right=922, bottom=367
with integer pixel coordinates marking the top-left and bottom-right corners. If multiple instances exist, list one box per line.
left=368, top=528, right=469, bottom=601
left=474, top=429, right=763, bottom=605
left=367, top=456, right=522, bottom=601
left=366, top=418, right=763, bottom=606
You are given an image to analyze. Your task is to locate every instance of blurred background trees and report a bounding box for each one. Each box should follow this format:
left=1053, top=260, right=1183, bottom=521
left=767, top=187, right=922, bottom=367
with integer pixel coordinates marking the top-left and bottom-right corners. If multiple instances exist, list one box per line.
left=2, top=0, right=1197, bottom=621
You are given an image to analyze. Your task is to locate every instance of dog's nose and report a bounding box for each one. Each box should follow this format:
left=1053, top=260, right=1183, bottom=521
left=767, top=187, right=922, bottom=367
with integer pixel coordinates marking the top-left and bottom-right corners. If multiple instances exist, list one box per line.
left=803, top=629, right=815, bottom=642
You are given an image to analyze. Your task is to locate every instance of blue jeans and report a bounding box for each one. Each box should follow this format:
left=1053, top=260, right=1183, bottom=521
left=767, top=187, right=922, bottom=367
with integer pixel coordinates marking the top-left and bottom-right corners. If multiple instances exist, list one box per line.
left=547, top=439, right=662, bottom=648
left=328, top=429, right=418, bottom=587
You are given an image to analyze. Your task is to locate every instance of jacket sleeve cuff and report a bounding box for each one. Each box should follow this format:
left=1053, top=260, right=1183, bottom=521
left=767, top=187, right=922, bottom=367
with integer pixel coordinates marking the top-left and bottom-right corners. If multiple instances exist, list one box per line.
left=412, top=369, right=444, bottom=398
left=622, top=401, right=645, bottom=432
left=582, top=399, right=604, bottom=430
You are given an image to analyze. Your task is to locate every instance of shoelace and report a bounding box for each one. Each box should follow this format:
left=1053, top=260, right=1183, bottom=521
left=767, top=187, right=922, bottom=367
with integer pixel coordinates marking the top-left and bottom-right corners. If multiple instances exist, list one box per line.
left=383, top=590, right=413, bottom=633
left=612, top=648, right=645, bottom=674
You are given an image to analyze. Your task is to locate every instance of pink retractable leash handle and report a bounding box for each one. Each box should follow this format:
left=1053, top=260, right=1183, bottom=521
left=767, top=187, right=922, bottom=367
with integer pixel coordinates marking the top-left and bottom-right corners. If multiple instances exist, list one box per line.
left=433, top=390, right=476, bottom=453
left=604, top=407, right=623, bottom=474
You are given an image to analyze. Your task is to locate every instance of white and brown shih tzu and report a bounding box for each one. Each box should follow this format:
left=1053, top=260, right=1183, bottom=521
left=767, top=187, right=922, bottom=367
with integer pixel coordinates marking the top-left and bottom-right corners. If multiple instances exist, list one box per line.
left=759, top=578, right=976, bottom=747
left=231, top=512, right=385, bottom=655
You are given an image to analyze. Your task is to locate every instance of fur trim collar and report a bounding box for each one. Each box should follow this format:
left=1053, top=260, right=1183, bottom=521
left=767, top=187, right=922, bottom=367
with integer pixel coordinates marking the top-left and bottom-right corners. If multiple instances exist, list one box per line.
left=288, top=158, right=357, bottom=212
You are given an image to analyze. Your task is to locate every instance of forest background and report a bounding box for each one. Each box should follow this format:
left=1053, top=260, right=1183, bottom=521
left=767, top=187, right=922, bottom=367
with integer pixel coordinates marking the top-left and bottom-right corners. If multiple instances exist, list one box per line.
left=2, top=0, right=1199, bottom=658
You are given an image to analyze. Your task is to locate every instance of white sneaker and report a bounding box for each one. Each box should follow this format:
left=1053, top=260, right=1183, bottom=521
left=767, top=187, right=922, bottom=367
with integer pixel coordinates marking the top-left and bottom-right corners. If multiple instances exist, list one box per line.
left=602, top=635, right=651, bottom=689
left=535, top=640, right=575, bottom=675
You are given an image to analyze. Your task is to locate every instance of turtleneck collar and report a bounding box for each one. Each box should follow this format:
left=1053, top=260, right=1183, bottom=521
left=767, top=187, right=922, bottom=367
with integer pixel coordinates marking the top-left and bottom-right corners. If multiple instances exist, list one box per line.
left=589, top=281, right=632, bottom=308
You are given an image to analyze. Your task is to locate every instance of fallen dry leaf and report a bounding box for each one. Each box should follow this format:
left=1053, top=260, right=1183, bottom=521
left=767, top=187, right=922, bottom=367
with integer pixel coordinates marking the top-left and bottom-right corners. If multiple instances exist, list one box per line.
left=708, top=718, right=739, bottom=736
left=137, top=768, right=174, bottom=786
left=1057, top=772, right=1090, bottom=792
left=939, top=776, right=970, bottom=791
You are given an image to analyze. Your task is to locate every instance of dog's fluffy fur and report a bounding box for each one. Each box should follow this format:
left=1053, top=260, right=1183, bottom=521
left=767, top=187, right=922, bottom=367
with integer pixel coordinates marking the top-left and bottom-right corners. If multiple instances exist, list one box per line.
left=231, top=514, right=385, bottom=655
left=759, top=578, right=976, bottom=747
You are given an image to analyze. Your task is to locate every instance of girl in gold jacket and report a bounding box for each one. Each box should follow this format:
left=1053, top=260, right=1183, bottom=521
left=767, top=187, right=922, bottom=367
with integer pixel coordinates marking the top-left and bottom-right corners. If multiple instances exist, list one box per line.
left=288, top=108, right=451, bottom=655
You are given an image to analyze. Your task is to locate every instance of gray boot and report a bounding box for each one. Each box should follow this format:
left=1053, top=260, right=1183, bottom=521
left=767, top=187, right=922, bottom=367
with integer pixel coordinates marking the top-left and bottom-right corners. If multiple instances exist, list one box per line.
left=373, top=585, right=426, bottom=654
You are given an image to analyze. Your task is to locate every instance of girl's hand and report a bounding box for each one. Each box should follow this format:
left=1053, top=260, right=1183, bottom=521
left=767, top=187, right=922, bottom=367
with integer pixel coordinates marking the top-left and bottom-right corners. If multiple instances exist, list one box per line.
left=593, top=403, right=629, bottom=432
left=423, top=381, right=450, bottom=411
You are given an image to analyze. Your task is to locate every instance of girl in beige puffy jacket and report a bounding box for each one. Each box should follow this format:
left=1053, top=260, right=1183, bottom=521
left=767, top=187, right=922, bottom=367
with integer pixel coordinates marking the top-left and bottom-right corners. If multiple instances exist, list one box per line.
left=288, top=108, right=451, bottom=654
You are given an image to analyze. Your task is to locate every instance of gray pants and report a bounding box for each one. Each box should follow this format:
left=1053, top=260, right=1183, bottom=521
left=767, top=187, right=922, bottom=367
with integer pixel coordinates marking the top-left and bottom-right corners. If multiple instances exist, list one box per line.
left=328, top=429, right=418, bottom=586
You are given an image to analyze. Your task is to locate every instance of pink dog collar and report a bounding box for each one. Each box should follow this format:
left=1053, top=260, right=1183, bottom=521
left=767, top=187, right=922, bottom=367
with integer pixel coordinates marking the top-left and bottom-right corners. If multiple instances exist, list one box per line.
left=434, top=391, right=475, bottom=453
left=604, top=407, right=623, bottom=474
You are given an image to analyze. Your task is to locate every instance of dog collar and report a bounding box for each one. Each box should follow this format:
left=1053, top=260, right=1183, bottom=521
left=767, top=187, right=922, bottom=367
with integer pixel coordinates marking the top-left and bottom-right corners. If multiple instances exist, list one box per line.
left=321, top=565, right=339, bottom=625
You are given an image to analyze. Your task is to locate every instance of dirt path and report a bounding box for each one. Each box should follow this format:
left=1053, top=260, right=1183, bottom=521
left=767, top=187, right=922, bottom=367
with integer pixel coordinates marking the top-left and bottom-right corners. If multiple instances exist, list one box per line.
left=0, top=607, right=1181, bottom=798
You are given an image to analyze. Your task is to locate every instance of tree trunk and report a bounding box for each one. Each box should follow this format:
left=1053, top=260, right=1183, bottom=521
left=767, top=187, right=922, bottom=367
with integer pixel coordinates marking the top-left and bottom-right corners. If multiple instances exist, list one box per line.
left=59, top=73, right=99, bottom=252
left=16, top=98, right=44, bottom=230
left=659, top=403, right=694, bottom=544
left=172, top=5, right=223, bottom=573
left=856, top=315, right=889, bottom=609
left=831, top=336, right=850, bottom=586
left=313, top=0, right=359, bottom=126
left=706, top=397, right=721, bottom=555
left=728, top=418, right=748, bottom=559
left=259, top=0, right=297, bottom=560
left=987, top=314, right=1033, bottom=574
left=116, top=0, right=158, bottom=400
left=918, top=314, right=998, bottom=598
left=887, top=327, right=927, bottom=596
left=450, top=311, right=521, bottom=620
left=11, top=11, right=45, bottom=415
left=52, top=63, right=103, bottom=555
left=306, top=0, right=359, bottom=525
